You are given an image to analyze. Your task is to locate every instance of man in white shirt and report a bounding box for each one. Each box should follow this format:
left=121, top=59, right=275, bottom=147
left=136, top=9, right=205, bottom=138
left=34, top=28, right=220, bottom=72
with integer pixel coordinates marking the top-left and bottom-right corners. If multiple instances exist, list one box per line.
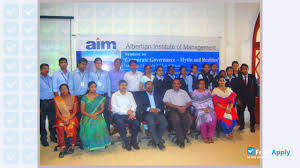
left=163, top=79, right=192, bottom=148
left=123, top=60, right=143, bottom=100
left=111, top=80, right=140, bottom=151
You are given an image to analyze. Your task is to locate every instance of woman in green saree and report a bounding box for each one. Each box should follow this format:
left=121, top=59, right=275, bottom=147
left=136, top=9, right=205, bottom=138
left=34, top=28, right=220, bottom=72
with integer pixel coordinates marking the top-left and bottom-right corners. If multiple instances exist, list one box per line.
left=80, top=81, right=111, bottom=151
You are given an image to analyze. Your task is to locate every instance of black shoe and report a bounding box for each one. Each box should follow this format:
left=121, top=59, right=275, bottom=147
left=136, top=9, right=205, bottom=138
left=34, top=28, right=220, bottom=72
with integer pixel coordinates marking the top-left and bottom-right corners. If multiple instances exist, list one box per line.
left=158, top=142, right=165, bottom=151
left=179, top=142, right=185, bottom=148
left=250, top=127, right=255, bottom=133
left=132, top=143, right=140, bottom=150
left=59, top=152, right=64, bottom=158
left=124, top=143, right=131, bottom=151
left=238, top=126, right=245, bottom=130
left=50, top=137, right=57, bottom=143
left=41, top=139, right=49, bottom=147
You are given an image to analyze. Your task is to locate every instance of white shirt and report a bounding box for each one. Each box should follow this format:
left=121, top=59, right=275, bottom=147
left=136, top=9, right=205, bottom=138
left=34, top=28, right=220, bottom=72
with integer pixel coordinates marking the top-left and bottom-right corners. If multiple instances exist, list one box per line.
left=111, top=90, right=137, bottom=115
left=163, top=89, right=191, bottom=106
left=124, top=70, right=143, bottom=92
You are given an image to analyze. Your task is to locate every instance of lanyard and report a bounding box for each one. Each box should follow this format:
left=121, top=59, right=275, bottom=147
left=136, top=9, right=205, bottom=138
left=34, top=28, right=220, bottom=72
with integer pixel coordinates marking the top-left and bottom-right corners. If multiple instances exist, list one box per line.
left=41, top=76, right=50, bottom=89
left=96, top=71, right=102, bottom=81
left=79, top=71, right=85, bottom=82
left=60, top=71, right=69, bottom=83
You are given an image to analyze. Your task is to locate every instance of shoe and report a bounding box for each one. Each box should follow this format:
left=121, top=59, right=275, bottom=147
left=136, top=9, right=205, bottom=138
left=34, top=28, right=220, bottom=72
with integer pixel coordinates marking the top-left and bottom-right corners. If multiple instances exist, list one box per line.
left=41, top=139, right=49, bottom=147
left=125, top=143, right=131, bottom=151
left=59, top=152, right=64, bottom=158
left=238, top=126, right=244, bottom=130
left=132, top=143, right=140, bottom=150
left=250, top=127, right=255, bottom=133
left=50, top=137, right=57, bottom=143
left=158, top=142, right=165, bottom=151
left=179, top=142, right=185, bottom=148
left=67, top=148, right=74, bottom=154
left=203, top=138, right=209, bottom=144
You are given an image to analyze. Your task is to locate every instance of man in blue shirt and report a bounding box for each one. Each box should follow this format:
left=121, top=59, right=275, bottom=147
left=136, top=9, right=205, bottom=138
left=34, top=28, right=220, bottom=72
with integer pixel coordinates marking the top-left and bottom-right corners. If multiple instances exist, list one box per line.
left=40, top=63, right=56, bottom=146
left=52, top=57, right=70, bottom=96
left=68, top=58, right=89, bottom=145
left=109, top=58, right=125, bottom=94
left=89, top=57, right=112, bottom=134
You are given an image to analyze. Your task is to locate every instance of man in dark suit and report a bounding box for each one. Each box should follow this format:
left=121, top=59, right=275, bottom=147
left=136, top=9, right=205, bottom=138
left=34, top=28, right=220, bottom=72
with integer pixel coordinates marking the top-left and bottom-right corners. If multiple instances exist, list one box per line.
left=140, top=81, right=167, bottom=150
left=236, top=64, right=259, bottom=132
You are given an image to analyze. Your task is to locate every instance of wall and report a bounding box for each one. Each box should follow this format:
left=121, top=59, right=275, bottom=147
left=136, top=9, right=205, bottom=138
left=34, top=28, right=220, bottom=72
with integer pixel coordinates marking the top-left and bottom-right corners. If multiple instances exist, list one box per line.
left=40, top=2, right=260, bottom=72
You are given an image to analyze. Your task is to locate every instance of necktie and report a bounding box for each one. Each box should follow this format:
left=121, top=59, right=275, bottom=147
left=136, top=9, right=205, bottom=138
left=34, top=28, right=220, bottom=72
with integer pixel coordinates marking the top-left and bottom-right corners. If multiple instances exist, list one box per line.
left=244, top=75, right=247, bottom=85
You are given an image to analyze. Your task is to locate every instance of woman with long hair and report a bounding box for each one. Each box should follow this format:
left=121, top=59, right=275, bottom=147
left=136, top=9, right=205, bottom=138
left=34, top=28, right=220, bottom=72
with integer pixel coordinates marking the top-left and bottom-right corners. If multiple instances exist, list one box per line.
left=153, top=65, right=166, bottom=96
left=177, top=66, right=189, bottom=94
left=139, top=64, right=154, bottom=91
left=163, top=65, right=175, bottom=91
left=80, top=81, right=111, bottom=151
left=191, top=79, right=216, bottom=143
left=212, top=76, right=238, bottom=139
left=54, top=84, right=79, bottom=158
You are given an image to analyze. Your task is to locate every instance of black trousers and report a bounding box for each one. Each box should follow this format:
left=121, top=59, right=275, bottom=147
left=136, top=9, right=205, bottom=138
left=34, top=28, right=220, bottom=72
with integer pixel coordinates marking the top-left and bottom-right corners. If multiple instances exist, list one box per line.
left=40, top=99, right=56, bottom=140
left=169, top=107, right=191, bottom=143
left=145, top=112, right=168, bottom=145
left=100, top=93, right=112, bottom=134
left=76, top=95, right=84, bottom=141
left=237, top=100, right=256, bottom=128
left=113, top=114, right=140, bottom=145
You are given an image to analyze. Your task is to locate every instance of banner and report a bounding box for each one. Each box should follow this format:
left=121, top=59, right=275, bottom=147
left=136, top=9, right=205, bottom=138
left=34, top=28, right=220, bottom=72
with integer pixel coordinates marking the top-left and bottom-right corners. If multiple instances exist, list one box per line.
left=76, top=35, right=220, bottom=73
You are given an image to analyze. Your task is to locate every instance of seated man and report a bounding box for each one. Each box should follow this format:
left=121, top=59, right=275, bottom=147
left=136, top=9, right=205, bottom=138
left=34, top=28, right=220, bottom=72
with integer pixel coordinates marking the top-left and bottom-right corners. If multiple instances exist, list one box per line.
left=163, top=79, right=192, bottom=148
left=111, top=80, right=140, bottom=151
left=140, top=81, right=167, bottom=151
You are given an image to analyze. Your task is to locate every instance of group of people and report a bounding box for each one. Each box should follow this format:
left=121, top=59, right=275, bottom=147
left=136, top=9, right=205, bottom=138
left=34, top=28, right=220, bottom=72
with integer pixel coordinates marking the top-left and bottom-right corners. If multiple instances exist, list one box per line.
left=40, top=57, right=259, bottom=158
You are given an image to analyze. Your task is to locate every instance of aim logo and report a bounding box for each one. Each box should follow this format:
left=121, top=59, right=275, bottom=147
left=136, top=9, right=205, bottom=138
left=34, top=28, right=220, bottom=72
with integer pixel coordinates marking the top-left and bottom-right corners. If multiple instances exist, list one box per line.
left=86, top=37, right=117, bottom=50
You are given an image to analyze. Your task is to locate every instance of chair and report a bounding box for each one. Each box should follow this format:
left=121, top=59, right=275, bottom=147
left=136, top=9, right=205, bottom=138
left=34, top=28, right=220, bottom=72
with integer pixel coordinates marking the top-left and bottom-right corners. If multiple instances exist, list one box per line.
left=53, top=131, right=83, bottom=153
left=140, top=120, right=163, bottom=147
left=188, top=105, right=201, bottom=140
left=110, top=120, right=142, bottom=147
left=165, top=106, right=191, bottom=144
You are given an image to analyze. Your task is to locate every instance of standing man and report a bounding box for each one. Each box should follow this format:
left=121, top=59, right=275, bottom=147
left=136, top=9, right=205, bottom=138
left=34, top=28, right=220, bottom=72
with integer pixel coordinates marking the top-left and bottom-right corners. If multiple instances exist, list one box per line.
left=68, top=58, right=89, bottom=145
left=124, top=60, right=143, bottom=101
left=140, top=81, right=167, bottom=151
left=89, top=57, right=112, bottom=134
left=52, top=57, right=70, bottom=96
left=111, top=80, right=140, bottom=151
left=232, top=61, right=242, bottom=78
left=40, top=63, right=56, bottom=146
left=163, top=79, right=192, bottom=148
left=236, top=64, right=259, bottom=133
left=109, top=58, right=125, bottom=95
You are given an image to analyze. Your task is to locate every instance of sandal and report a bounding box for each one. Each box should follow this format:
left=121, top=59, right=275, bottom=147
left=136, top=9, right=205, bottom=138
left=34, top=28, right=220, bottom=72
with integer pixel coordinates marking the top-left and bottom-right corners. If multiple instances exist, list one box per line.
left=203, top=138, right=209, bottom=144
left=59, top=152, right=64, bottom=158
left=209, top=138, right=214, bottom=143
left=225, top=134, right=232, bottom=139
left=67, top=148, right=74, bottom=154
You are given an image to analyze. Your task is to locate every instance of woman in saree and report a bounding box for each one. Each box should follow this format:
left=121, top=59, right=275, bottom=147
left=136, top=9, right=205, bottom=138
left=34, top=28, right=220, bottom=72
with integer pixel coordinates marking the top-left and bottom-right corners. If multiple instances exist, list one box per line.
left=212, top=76, right=238, bottom=139
left=54, top=84, right=79, bottom=158
left=80, top=81, right=111, bottom=151
left=191, top=79, right=217, bottom=143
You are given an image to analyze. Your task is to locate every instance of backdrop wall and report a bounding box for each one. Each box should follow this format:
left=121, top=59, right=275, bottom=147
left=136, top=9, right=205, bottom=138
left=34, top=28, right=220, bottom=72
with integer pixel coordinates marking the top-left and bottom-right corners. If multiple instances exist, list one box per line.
left=40, top=2, right=260, bottom=74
